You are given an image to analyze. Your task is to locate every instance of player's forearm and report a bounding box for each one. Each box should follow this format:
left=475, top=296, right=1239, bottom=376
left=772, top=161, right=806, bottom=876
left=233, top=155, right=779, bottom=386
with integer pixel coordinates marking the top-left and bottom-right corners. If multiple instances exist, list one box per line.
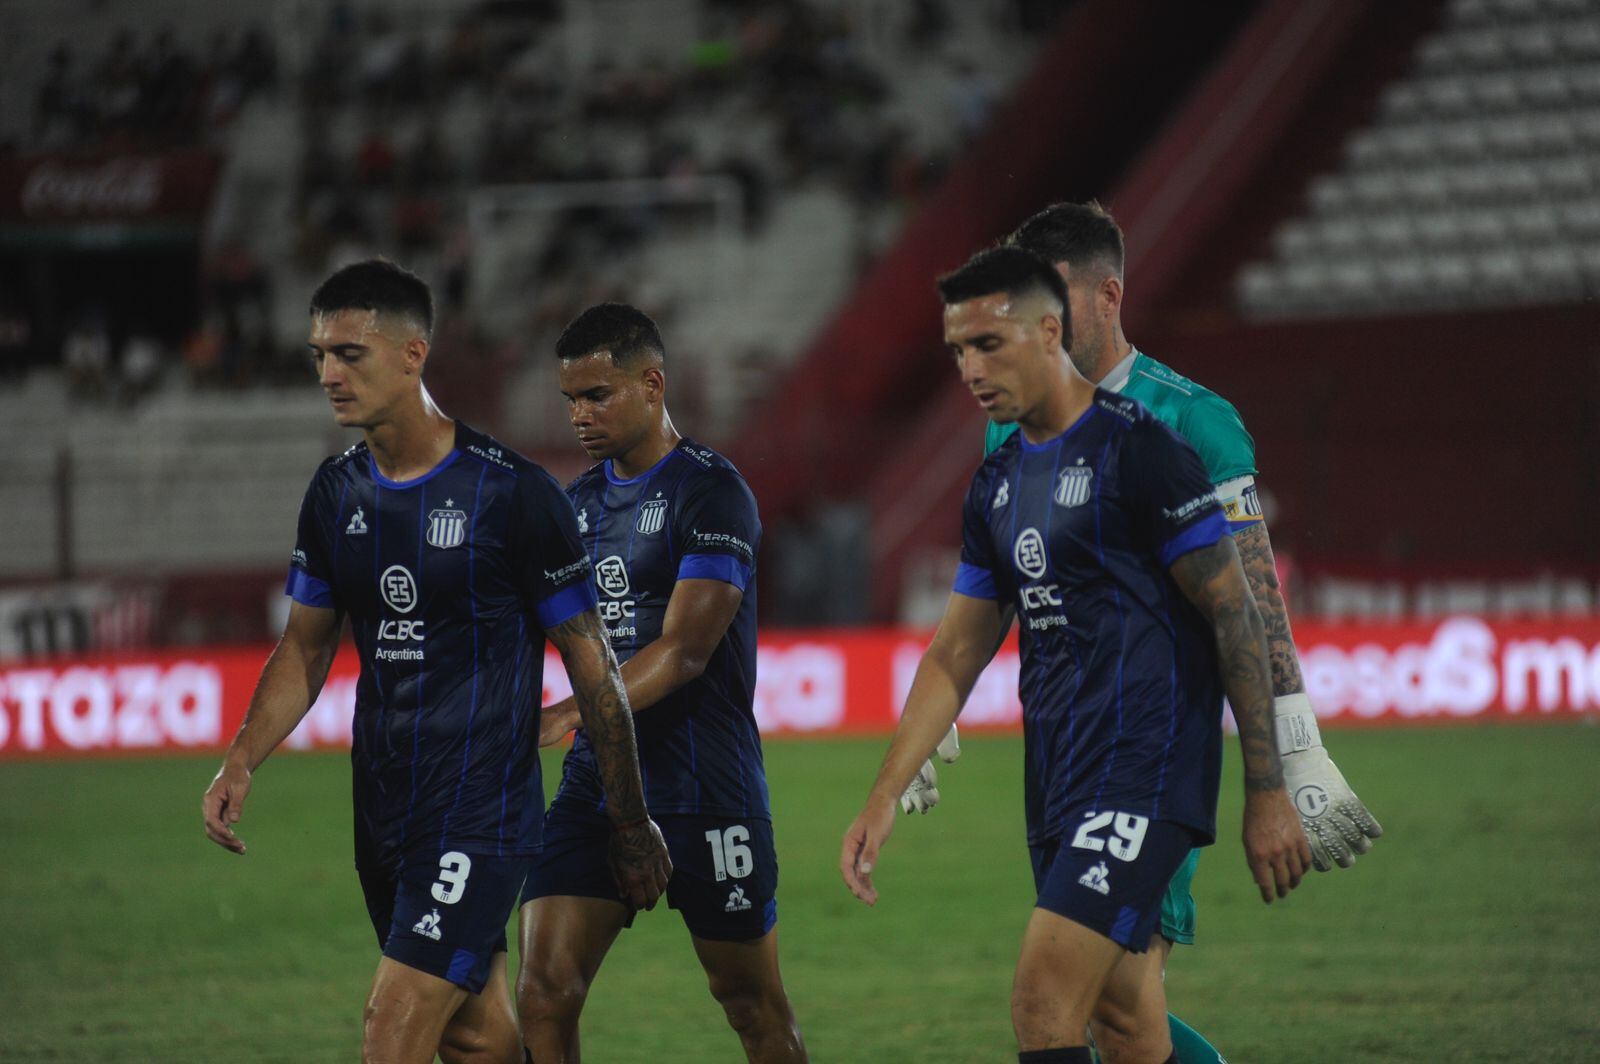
left=226, top=637, right=336, bottom=772
left=545, top=637, right=704, bottom=734
left=1232, top=521, right=1307, bottom=697
left=550, top=612, right=650, bottom=824
left=1171, top=541, right=1284, bottom=792
left=1210, top=596, right=1284, bottom=792
left=614, top=637, right=708, bottom=714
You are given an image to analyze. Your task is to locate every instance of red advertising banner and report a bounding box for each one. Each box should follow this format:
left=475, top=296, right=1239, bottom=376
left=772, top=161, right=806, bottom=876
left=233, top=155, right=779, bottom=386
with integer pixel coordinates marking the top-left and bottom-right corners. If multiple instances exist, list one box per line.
left=1, top=617, right=1596, bottom=758
left=0, top=151, right=222, bottom=223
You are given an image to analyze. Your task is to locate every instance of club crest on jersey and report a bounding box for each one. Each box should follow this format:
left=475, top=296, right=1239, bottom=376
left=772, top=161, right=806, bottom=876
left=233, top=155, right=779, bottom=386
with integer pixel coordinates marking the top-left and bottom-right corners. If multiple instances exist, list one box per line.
left=1014, top=527, right=1048, bottom=580
left=1055, top=463, right=1093, bottom=508
left=636, top=498, right=667, bottom=535
left=596, top=555, right=631, bottom=598
left=426, top=501, right=468, bottom=549
left=381, top=565, right=418, bottom=613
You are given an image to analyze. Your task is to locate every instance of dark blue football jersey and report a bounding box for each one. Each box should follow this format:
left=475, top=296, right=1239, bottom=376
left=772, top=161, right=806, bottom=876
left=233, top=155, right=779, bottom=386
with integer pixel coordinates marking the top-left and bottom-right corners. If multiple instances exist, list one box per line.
left=955, top=393, right=1231, bottom=845
left=552, top=439, right=768, bottom=821
left=286, top=422, right=597, bottom=863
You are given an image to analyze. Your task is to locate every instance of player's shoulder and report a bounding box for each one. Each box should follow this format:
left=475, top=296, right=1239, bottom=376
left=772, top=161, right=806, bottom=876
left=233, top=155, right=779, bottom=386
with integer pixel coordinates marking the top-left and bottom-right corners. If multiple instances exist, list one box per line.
left=566, top=460, right=608, bottom=497
left=970, top=426, right=1019, bottom=497
left=1127, top=353, right=1246, bottom=425
left=673, top=439, right=753, bottom=494
left=307, top=439, right=367, bottom=492
left=453, top=422, right=562, bottom=495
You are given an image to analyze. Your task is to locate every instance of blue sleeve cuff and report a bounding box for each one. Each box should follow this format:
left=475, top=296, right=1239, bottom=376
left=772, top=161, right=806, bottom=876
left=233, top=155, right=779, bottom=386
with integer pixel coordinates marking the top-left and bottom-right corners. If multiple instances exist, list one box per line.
left=952, top=561, right=999, bottom=600
left=536, top=581, right=599, bottom=630
left=1226, top=515, right=1265, bottom=533
left=285, top=569, right=334, bottom=609
left=678, top=553, right=752, bottom=591
left=1159, top=511, right=1229, bottom=567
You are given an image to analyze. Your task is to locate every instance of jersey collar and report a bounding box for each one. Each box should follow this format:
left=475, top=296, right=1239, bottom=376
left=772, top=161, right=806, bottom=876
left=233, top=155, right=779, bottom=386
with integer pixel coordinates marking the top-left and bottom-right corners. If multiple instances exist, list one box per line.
left=604, top=444, right=679, bottom=486
left=1098, top=347, right=1140, bottom=393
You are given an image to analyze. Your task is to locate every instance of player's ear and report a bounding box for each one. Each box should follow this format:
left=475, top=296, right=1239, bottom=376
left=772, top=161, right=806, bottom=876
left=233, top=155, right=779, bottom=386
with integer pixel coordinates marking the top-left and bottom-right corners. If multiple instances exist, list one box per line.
left=1041, top=310, right=1064, bottom=354
left=641, top=364, right=666, bottom=404
left=405, top=336, right=430, bottom=375
left=1099, top=274, right=1124, bottom=318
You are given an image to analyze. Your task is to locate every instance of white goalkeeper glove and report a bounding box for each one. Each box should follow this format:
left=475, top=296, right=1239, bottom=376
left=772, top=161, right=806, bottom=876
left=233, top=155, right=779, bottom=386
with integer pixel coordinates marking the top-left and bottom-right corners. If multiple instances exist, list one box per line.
left=899, top=724, right=963, bottom=815
left=1276, top=693, right=1383, bottom=870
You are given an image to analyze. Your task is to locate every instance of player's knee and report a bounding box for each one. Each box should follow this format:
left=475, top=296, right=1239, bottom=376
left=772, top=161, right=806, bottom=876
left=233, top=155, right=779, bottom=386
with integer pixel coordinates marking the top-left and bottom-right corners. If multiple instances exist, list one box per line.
left=708, top=977, right=787, bottom=1038
left=1011, top=980, right=1085, bottom=1046
left=439, top=1019, right=520, bottom=1064
left=516, top=964, right=591, bottom=1026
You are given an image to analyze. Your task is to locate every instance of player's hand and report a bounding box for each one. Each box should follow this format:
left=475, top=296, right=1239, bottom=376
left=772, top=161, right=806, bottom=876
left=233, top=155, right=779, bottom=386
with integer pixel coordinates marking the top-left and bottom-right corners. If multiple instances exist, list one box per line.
left=840, top=798, right=897, bottom=905
left=1242, top=788, right=1312, bottom=903
left=899, top=760, right=941, bottom=814
left=1281, top=745, right=1383, bottom=871
left=898, top=724, right=962, bottom=814
left=538, top=700, right=580, bottom=748
left=202, top=759, right=252, bottom=855
left=608, top=818, right=672, bottom=910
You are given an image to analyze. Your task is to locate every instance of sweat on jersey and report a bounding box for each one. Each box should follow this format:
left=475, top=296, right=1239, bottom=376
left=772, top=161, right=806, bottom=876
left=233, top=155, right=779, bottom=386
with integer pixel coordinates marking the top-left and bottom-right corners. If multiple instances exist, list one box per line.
left=985, top=348, right=1264, bottom=531
left=286, top=422, right=597, bottom=862
left=552, top=439, right=770, bottom=822
left=958, top=393, right=1230, bottom=845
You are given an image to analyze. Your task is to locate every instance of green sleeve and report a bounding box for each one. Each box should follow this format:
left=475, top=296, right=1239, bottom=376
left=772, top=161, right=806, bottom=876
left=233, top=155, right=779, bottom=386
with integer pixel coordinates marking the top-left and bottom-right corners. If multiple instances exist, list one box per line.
left=983, top=421, right=1019, bottom=457
left=1176, top=393, right=1257, bottom=483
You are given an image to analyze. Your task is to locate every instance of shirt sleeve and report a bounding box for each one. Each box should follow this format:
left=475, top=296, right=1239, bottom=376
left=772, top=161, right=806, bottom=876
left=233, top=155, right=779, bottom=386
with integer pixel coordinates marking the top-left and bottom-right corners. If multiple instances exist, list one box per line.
left=1176, top=391, right=1257, bottom=484
left=674, top=471, right=760, bottom=592
left=1121, top=417, right=1230, bottom=569
left=514, top=468, right=598, bottom=630
left=284, top=470, right=338, bottom=610
left=953, top=467, right=1002, bottom=600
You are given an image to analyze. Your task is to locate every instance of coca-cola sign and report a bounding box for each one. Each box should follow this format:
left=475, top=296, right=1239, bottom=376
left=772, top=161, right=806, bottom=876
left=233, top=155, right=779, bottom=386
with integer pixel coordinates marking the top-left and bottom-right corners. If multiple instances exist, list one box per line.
left=21, top=159, right=163, bottom=217
left=0, top=151, right=220, bottom=223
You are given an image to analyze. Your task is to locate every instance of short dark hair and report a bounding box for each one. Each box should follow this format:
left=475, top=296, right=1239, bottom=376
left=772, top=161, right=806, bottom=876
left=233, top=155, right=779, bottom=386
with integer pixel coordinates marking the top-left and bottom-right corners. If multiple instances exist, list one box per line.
left=937, top=246, right=1070, bottom=316
left=1007, top=200, right=1125, bottom=279
left=309, top=259, right=434, bottom=336
left=555, top=303, right=665, bottom=365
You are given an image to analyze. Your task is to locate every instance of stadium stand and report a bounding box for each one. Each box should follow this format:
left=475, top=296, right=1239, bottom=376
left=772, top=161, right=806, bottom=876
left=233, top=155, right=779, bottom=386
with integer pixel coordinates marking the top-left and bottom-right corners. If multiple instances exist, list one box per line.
left=1238, top=0, right=1600, bottom=317
left=0, top=0, right=1058, bottom=599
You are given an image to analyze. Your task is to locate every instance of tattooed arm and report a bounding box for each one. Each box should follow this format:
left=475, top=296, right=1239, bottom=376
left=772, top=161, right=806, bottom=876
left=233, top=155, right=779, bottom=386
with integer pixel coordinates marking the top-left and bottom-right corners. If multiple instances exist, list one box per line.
left=546, top=607, right=672, bottom=908
left=1233, top=515, right=1384, bottom=868
left=1170, top=535, right=1312, bottom=902
left=1232, top=521, right=1303, bottom=696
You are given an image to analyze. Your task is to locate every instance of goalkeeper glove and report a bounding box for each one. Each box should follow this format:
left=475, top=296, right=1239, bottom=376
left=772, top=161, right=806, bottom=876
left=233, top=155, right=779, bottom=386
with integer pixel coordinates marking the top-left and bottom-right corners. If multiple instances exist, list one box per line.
left=900, top=724, right=962, bottom=815
left=1276, top=693, right=1383, bottom=870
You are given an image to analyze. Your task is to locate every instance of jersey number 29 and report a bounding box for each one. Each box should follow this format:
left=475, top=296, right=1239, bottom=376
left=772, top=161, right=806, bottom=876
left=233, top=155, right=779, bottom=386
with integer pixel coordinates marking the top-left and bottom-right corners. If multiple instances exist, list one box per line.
left=1071, top=812, right=1149, bottom=862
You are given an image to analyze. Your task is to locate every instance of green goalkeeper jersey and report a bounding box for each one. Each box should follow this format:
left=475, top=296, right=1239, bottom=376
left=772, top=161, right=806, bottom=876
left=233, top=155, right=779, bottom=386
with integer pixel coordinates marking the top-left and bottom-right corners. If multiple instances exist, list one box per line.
left=984, top=348, right=1265, bottom=530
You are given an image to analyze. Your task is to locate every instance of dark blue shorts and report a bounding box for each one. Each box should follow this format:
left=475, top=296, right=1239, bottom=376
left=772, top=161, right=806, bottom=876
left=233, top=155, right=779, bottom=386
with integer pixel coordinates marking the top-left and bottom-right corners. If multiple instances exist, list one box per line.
left=357, top=848, right=528, bottom=993
left=1031, top=809, right=1200, bottom=953
left=523, top=808, right=778, bottom=942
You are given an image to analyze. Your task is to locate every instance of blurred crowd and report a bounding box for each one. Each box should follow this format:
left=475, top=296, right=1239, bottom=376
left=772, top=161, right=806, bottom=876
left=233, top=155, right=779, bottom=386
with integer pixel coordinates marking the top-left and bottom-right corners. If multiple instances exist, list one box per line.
left=8, top=0, right=1067, bottom=409
left=29, top=27, right=278, bottom=152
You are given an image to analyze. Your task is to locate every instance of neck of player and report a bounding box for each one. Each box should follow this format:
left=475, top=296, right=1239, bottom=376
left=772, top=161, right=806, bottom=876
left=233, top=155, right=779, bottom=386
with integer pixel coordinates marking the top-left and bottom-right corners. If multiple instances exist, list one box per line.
left=612, top=410, right=682, bottom=480
left=364, top=385, right=457, bottom=481
left=1081, top=330, right=1133, bottom=386
left=1018, top=356, right=1097, bottom=447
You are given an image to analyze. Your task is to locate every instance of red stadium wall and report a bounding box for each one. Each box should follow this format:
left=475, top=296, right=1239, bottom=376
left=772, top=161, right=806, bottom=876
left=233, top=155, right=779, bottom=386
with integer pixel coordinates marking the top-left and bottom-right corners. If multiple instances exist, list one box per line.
left=2, top=618, right=1597, bottom=759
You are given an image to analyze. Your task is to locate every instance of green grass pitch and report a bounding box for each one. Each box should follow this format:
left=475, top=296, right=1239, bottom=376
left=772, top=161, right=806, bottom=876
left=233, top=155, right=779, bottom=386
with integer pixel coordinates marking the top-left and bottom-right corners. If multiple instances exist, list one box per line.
left=2, top=724, right=1597, bottom=1061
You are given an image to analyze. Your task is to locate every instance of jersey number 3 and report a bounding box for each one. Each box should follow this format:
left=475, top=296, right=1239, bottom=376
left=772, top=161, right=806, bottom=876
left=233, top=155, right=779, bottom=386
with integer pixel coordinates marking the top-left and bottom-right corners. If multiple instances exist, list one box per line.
left=704, top=827, right=753, bottom=881
left=1071, top=812, right=1149, bottom=862
left=431, top=851, right=473, bottom=904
